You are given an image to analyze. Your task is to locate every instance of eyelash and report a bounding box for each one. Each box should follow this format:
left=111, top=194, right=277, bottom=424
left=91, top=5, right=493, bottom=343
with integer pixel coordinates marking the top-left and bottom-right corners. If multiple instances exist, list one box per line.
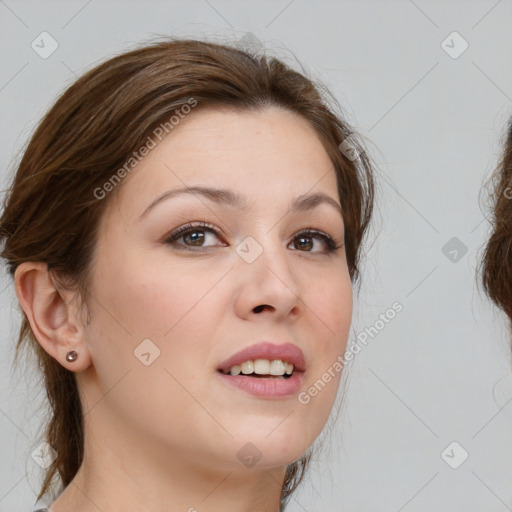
left=164, top=221, right=342, bottom=254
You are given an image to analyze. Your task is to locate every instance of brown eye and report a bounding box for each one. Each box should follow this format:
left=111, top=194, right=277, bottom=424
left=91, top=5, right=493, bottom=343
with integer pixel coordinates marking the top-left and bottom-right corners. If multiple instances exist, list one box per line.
left=294, top=235, right=313, bottom=251
left=183, top=230, right=206, bottom=246
left=289, top=229, right=340, bottom=253
left=165, top=222, right=227, bottom=251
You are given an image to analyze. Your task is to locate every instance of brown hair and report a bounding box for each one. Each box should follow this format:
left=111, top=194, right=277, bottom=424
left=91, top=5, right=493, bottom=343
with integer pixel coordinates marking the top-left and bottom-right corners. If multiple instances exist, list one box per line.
left=481, top=119, right=512, bottom=322
left=0, top=37, right=374, bottom=511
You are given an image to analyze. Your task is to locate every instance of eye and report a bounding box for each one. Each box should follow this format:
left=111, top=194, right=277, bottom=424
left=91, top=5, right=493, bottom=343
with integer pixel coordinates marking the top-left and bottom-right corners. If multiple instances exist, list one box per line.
left=289, top=228, right=342, bottom=253
left=164, top=222, right=227, bottom=251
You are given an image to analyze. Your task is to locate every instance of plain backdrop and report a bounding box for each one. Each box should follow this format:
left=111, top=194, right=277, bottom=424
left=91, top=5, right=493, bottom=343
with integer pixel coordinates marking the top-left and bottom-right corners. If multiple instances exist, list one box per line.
left=1, top=1, right=512, bottom=511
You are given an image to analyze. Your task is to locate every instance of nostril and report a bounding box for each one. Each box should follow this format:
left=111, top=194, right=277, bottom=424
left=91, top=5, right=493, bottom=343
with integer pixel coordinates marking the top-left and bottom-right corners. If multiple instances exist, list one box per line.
left=253, top=304, right=271, bottom=313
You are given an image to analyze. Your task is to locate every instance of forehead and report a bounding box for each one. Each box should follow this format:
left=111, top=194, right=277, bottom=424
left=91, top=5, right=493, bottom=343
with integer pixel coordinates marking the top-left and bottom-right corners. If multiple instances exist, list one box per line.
left=109, top=106, right=339, bottom=221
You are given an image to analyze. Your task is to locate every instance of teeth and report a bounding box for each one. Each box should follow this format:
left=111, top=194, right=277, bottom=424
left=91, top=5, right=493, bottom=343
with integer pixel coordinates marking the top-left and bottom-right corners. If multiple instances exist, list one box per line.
left=241, top=361, right=254, bottom=374
left=229, top=364, right=242, bottom=376
left=269, top=360, right=285, bottom=375
left=224, top=359, right=294, bottom=376
left=254, top=359, right=270, bottom=374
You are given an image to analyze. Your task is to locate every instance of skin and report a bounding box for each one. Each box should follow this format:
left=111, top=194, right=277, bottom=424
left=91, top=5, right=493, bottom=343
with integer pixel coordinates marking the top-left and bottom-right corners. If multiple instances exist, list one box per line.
left=15, top=106, right=353, bottom=512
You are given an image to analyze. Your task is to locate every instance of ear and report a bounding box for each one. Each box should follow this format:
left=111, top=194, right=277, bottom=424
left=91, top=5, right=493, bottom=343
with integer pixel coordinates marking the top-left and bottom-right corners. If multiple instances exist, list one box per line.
left=13, top=262, right=92, bottom=371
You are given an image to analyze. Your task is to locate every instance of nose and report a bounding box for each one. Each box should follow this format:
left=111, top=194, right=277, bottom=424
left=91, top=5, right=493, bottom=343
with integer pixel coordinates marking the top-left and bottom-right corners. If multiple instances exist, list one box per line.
left=232, top=238, right=301, bottom=322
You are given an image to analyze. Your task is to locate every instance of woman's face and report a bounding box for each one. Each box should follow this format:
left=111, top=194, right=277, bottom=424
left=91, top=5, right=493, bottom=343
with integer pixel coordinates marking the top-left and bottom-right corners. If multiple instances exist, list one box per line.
left=80, top=106, right=353, bottom=473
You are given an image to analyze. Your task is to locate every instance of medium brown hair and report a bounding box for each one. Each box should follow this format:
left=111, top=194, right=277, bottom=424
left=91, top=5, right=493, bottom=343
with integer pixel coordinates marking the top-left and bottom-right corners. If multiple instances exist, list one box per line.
left=0, top=37, right=374, bottom=510
left=481, top=119, right=512, bottom=322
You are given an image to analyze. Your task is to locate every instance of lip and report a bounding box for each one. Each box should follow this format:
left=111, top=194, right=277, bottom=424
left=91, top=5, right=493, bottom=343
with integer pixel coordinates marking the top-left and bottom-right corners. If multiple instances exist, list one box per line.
left=217, top=341, right=306, bottom=373
left=217, top=371, right=305, bottom=398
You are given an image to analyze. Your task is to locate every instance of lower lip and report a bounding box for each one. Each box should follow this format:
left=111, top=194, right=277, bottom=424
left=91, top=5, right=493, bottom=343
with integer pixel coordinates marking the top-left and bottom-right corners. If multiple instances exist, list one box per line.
left=216, top=371, right=305, bottom=398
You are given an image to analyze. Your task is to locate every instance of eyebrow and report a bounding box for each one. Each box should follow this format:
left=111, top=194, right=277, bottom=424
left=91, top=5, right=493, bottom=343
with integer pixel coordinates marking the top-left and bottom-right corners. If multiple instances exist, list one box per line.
left=137, top=185, right=342, bottom=221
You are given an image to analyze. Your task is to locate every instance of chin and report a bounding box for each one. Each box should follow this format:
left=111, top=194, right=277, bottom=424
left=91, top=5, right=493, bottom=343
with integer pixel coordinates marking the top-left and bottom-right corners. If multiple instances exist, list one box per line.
left=227, top=424, right=315, bottom=468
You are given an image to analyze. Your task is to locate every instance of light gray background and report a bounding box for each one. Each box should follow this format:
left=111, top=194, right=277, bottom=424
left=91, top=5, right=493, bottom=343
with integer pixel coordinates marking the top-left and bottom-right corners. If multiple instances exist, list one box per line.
left=1, top=1, right=512, bottom=511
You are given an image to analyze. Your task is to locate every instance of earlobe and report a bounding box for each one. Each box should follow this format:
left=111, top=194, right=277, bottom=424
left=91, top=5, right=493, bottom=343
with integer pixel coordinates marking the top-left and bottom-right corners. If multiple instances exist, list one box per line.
left=13, top=262, right=91, bottom=371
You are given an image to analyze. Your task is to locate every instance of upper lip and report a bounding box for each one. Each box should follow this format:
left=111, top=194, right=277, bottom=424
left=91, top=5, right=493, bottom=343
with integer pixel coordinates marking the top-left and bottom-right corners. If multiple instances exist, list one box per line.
left=217, top=342, right=306, bottom=373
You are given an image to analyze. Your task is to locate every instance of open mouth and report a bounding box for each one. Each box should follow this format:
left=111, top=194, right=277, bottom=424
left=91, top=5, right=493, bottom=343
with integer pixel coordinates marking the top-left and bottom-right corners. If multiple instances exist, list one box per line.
left=216, top=344, right=306, bottom=397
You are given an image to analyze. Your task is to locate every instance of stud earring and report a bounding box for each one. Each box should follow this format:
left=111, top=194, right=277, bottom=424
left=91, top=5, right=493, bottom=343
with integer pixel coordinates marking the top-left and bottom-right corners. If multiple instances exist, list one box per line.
left=66, top=350, right=78, bottom=362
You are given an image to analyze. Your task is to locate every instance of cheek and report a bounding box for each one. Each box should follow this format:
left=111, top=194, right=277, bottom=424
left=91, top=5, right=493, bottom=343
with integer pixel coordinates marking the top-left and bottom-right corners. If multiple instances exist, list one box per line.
left=306, top=268, right=353, bottom=348
left=92, top=253, right=226, bottom=341
left=300, top=270, right=352, bottom=413
left=90, top=259, right=227, bottom=406
left=81, top=260, right=224, bottom=445
left=319, top=281, right=352, bottom=333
